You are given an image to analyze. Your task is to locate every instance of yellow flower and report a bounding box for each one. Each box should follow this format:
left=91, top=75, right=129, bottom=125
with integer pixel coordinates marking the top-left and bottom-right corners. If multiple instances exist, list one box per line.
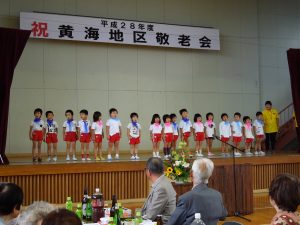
left=167, top=167, right=173, bottom=173
left=176, top=170, right=182, bottom=176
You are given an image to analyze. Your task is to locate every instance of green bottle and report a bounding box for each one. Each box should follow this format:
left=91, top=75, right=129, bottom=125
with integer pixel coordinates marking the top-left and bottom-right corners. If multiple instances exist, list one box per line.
left=86, top=197, right=93, bottom=221
left=65, top=197, right=73, bottom=211
left=75, top=203, right=82, bottom=221
left=109, top=217, right=115, bottom=225
left=118, top=202, right=123, bottom=218
left=135, top=211, right=143, bottom=224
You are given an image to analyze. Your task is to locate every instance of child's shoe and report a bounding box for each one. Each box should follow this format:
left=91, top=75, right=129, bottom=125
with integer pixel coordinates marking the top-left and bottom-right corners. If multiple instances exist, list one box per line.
left=107, top=154, right=112, bottom=160
left=135, top=155, right=140, bottom=160
left=66, top=155, right=70, bottom=161
left=52, top=156, right=57, bottom=162
left=72, top=155, right=77, bottom=161
left=95, top=156, right=101, bottom=161
left=130, top=155, right=135, bottom=160
left=115, top=154, right=120, bottom=160
left=47, top=156, right=51, bottom=162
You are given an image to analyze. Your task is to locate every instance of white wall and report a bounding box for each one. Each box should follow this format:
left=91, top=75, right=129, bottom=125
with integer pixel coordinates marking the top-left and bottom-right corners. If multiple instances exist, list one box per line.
left=0, top=0, right=297, bottom=154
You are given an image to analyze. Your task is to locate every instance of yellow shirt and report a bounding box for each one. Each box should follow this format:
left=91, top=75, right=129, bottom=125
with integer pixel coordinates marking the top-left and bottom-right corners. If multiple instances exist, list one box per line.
left=293, top=111, right=298, bottom=128
left=262, top=108, right=279, bottom=133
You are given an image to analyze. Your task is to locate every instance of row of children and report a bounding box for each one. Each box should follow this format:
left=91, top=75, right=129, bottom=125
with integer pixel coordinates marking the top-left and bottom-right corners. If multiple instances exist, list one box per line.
left=29, top=107, right=265, bottom=162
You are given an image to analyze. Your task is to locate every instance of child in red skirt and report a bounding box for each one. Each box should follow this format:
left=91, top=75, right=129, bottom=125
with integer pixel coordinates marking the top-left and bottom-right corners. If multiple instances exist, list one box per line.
left=204, top=112, right=216, bottom=157
left=253, top=111, right=266, bottom=156
left=43, top=111, right=58, bottom=162
left=127, top=112, right=141, bottom=160
left=106, top=108, right=122, bottom=160
left=62, top=109, right=77, bottom=161
left=77, top=109, right=91, bottom=161
left=243, top=116, right=254, bottom=156
left=149, top=114, right=162, bottom=158
left=179, top=109, right=192, bottom=147
left=219, top=113, right=231, bottom=157
left=170, top=113, right=179, bottom=151
left=231, top=112, right=243, bottom=157
left=91, top=111, right=104, bottom=161
left=162, top=114, right=174, bottom=159
left=29, top=108, right=44, bottom=162
left=193, top=113, right=205, bottom=157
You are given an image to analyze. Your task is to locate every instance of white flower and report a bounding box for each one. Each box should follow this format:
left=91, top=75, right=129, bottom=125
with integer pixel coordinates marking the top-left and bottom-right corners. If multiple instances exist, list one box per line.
left=183, top=163, right=190, bottom=168
left=175, top=161, right=181, bottom=166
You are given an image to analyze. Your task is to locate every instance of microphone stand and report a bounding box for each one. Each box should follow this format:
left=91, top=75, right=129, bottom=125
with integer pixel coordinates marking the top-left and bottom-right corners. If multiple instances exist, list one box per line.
left=213, top=135, right=251, bottom=222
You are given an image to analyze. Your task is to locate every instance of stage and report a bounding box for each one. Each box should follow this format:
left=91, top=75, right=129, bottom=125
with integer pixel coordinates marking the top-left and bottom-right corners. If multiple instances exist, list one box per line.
left=1, top=151, right=300, bottom=216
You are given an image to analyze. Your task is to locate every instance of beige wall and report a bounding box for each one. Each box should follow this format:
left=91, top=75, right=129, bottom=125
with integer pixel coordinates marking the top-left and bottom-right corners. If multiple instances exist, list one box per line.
left=0, top=0, right=297, bottom=154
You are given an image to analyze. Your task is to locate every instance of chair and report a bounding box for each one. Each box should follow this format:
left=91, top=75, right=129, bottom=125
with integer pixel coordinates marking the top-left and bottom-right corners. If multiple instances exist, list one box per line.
left=222, top=222, right=244, bottom=225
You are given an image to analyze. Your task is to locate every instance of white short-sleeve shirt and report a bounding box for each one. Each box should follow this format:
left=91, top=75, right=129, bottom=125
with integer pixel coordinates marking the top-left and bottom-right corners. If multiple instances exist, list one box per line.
left=43, top=120, right=58, bottom=134
left=193, top=122, right=204, bottom=133
left=31, top=119, right=44, bottom=131
left=172, top=122, right=179, bottom=135
left=127, top=122, right=141, bottom=138
left=106, top=118, right=122, bottom=136
left=149, top=124, right=163, bottom=134
left=77, top=120, right=91, bottom=134
left=63, top=120, right=77, bottom=132
left=91, top=121, right=103, bottom=135
left=219, top=121, right=232, bottom=138
left=163, top=123, right=174, bottom=134
left=244, top=124, right=254, bottom=139
left=204, top=121, right=216, bottom=138
left=231, top=121, right=243, bottom=137
left=253, top=119, right=264, bottom=135
left=179, top=119, right=192, bottom=133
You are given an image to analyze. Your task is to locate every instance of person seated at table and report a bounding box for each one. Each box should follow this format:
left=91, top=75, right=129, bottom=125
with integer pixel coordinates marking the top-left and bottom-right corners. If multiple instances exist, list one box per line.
left=41, top=209, right=81, bottom=225
left=142, top=157, right=176, bottom=224
left=269, top=173, right=300, bottom=225
left=17, top=201, right=55, bottom=225
left=0, top=183, right=23, bottom=225
left=167, top=158, right=227, bottom=225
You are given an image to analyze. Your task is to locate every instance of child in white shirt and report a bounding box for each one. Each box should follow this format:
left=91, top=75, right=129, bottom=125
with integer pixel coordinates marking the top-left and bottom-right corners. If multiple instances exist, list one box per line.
left=149, top=114, right=163, bottom=158
left=231, top=112, right=243, bottom=157
left=62, top=109, right=77, bottom=161
left=29, top=108, right=44, bottom=162
left=179, top=109, right=192, bottom=147
left=43, top=111, right=58, bottom=162
left=162, top=114, right=174, bottom=159
left=106, top=108, right=122, bottom=160
left=219, top=113, right=232, bottom=157
left=127, top=112, right=141, bottom=160
left=253, top=112, right=266, bottom=156
left=91, top=111, right=104, bottom=161
left=204, top=112, right=216, bottom=157
left=243, top=116, right=254, bottom=156
left=192, top=113, right=205, bottom=157
left=170, top=113, right=179, bottom=151
left=77, top=109, right=91, bottom=161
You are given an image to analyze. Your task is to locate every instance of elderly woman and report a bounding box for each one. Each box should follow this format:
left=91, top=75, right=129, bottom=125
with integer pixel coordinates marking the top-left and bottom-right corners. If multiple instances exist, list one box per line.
left=17, top=201, right=55, bottom=225
left=0, top=183, right=23, bottom=225
left=270, top=173, right=300, bottom=225
left=41, top=209, right=81, bottom=225
left=167, top=158, right=227, bottom=225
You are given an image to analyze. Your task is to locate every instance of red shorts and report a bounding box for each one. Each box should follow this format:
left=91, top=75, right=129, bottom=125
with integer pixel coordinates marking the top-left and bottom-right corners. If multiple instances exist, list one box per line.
left=46, top=133, right=58, bottom=144
left=64, top=132, right=77, bottom=142
left=195, top=132, right=205, bottom=141
left=233, top=136, right=242, bottom=143
left=129, top=137, right=140, bottom=145
left=164, top=133, right=174, bottom=143
left=183, top=132, right=191, bottom=142
left=80, top=133, right=91, bottom=143
left=245, top=138, right=254, bottom=143
left=221, top=136, right=230, bottom=143
left=32, top=130, right=43, bottom=141
left=94, top=134, right=103, bottom=143
left=256, top=134, right=264, bottom=139
left=173, top=135, right=179, bottom=142
left=152, top=134, right=162, bottom=143
left=109, top=133, right=120, bottom=143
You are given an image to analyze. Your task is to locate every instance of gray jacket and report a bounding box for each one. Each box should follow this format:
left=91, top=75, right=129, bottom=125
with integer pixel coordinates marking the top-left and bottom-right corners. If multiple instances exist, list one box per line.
left=167, top=183, right=227, bottom=225
left=142, top=175, right=177, bottom=224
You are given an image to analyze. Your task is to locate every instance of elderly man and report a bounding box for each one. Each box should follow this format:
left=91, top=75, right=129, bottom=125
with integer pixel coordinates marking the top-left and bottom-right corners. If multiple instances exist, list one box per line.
left=142, top=157, right=176, bottom=224
left=167, top=158, right=227, bottom=225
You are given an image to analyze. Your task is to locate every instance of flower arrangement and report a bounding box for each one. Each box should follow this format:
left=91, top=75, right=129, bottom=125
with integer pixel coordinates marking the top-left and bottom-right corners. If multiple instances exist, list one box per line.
left=164, top=141, right=192, bottom=183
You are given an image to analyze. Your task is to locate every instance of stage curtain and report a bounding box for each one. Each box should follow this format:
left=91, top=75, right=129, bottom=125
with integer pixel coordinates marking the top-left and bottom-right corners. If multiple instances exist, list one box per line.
left=287, top=49, right=300, bottom=150
left=0, top=27, right=31, bottom=165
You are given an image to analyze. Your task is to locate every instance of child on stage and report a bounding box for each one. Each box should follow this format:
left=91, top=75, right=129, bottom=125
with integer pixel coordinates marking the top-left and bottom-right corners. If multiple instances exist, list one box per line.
left=219, top=113, right=231, bottom=157
left=127, top=112, right=141, bottom=160
left=192, top=113, right=205, bottom=157
left=243, top=116, right=254, bottom=156
left=62, top=109, right=77, bottom=161
left=204, top=112, right=216, bottom=156
left=253, top=112, right=266, bottom=156
left=91, top=111, right=104, bottom=161
left=149, top=114, right=162, bottom=158
left=43, top=111, right=58, bottom=162
left=162, top=114, right=174, bottom=159
left=29, top=108, right=44, bottom=162
left=231, top=112, right=243, bottom=157
left=77, top=109, right=91, bottom=161
left=170, top=113, right=179, bottom=151
left=179, top=109, right=192, bottom=147
left=106, top=108, right=122, bottom=160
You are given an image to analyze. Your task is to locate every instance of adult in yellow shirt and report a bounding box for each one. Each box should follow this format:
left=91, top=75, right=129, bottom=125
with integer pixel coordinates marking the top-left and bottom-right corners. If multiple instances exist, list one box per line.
left=262, top=101, right=279, bottom=152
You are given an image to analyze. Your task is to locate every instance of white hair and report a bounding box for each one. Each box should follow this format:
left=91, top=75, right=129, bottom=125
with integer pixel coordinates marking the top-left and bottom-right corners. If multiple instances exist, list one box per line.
left=17, top=201, right=56, bottom=225
left=192, top=158, right=214, bottom=185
